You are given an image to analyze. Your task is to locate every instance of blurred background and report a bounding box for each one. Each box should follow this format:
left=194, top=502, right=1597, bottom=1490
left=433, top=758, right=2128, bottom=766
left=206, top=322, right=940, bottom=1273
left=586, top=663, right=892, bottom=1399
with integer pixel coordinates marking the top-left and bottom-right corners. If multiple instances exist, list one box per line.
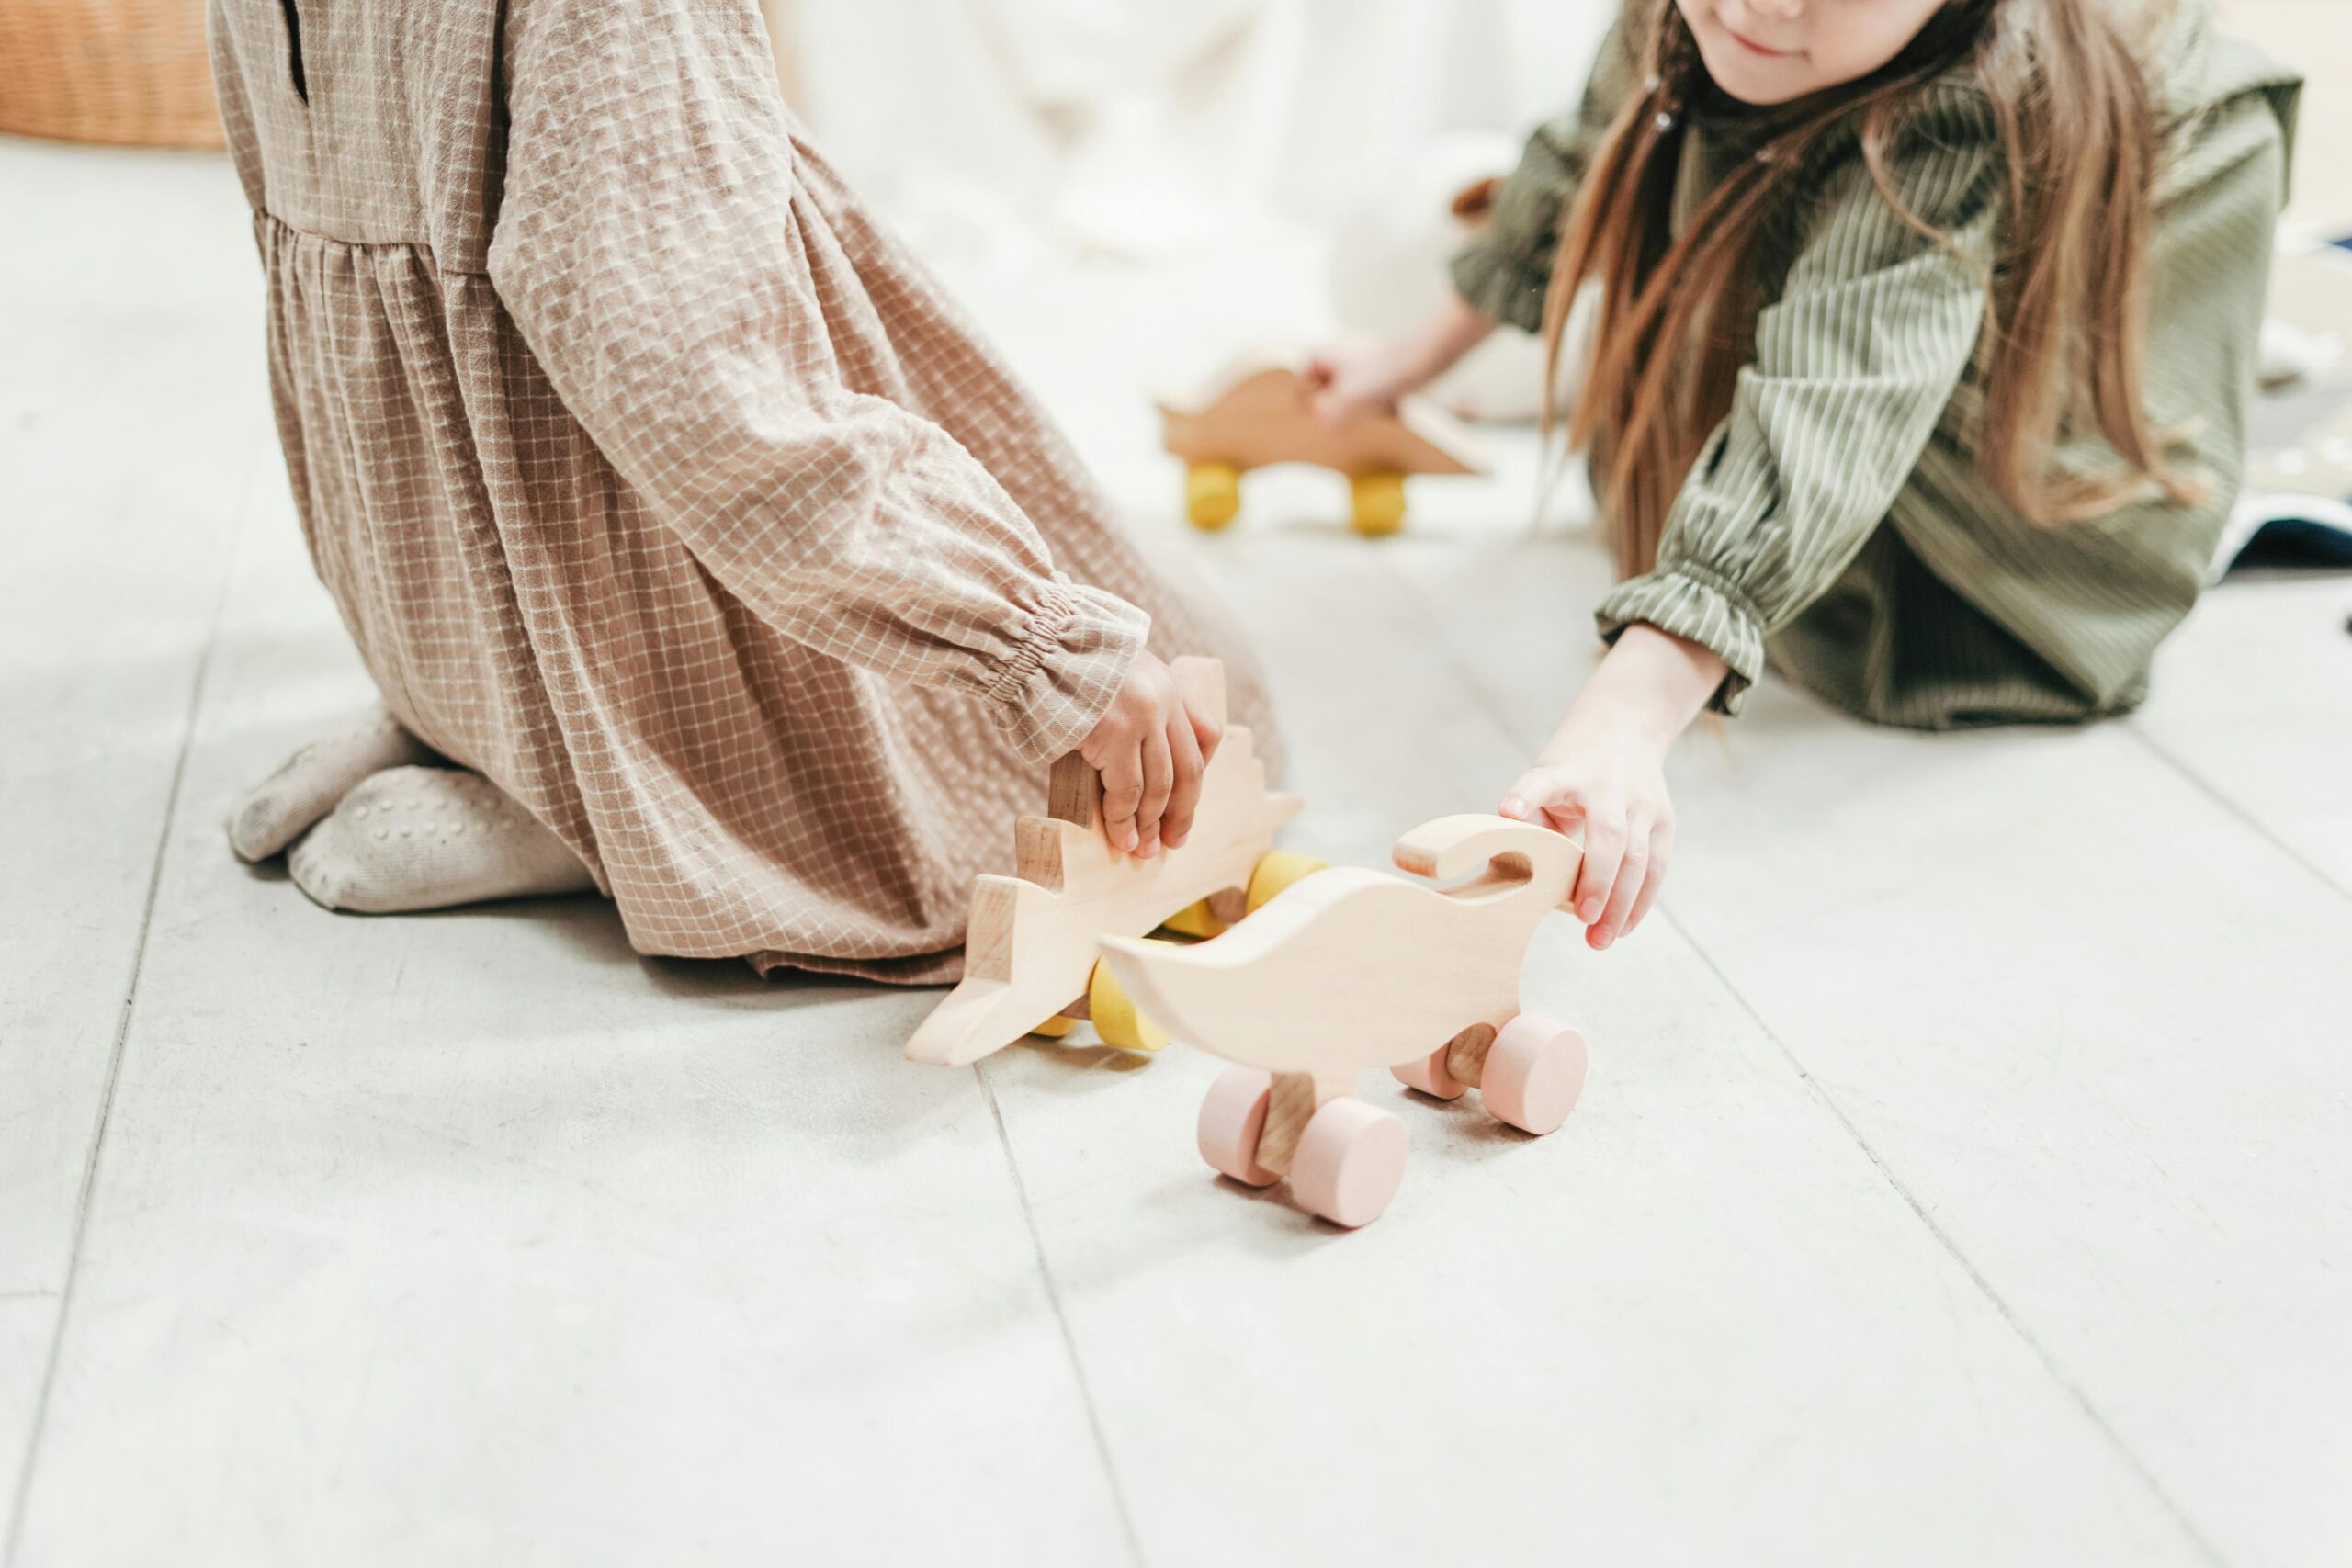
left=6, top=0, right=2346, bottom=270
left=4, top=0, right=2343, bottom=410
left=776, top=0, right=1608, bottom=250
left=8, top=0, right=2341, bottom=489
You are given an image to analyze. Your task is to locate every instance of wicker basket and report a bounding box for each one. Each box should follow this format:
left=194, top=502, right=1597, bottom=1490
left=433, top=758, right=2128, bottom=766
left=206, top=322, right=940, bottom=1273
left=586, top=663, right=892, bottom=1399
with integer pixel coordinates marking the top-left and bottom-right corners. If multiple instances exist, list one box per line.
left=0, top=0, right=224, bottom=150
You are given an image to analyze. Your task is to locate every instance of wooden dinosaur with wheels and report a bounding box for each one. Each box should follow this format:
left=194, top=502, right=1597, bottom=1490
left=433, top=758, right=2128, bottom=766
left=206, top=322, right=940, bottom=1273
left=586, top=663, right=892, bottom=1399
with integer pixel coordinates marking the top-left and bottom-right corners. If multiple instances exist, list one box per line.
left=1157, top=353, right=1491, bottom=537
left=903, top=658, right=1324, bottom=1067
left=1100, top=814, right=1593, bottom=1227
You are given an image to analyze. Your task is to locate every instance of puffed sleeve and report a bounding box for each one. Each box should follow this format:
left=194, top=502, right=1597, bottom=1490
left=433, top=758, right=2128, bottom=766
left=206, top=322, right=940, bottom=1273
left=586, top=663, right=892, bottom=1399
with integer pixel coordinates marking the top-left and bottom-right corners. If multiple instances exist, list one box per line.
left=485, top=0, right=1147, bottom=762
left=1597, top=85, right=2001, bottom=714
left=1450, top=17, right=1640, bottom=333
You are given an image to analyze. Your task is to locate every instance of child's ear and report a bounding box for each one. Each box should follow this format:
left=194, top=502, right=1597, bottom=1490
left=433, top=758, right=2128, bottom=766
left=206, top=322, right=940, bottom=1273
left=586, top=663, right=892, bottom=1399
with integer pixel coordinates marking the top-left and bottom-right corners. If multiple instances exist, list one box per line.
left=1451, top=176, right=1503, bottom=228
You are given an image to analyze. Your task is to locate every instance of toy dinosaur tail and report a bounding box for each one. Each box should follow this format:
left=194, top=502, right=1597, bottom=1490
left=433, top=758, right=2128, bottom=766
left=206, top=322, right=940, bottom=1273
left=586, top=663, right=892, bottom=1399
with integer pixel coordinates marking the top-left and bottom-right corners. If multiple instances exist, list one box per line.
left=1389, top=815, right=1581, bottom=919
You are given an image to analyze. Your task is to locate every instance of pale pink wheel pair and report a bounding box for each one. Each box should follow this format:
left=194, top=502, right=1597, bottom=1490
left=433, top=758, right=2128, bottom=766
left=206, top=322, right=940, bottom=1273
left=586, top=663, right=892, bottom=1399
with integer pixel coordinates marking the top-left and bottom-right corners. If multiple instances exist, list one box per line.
left=1196, top=1069, right=1409, bottom=1229
left=1391, top=1012, right=1589, bottom=1135
left=1194, top=1012, right=1589, bottom=1228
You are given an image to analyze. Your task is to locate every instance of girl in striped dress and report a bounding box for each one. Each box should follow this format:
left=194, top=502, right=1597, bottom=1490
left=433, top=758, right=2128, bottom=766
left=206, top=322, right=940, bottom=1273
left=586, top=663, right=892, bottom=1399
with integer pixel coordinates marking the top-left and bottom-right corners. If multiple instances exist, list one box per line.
left=1310, top=0, right=2299, bottom=953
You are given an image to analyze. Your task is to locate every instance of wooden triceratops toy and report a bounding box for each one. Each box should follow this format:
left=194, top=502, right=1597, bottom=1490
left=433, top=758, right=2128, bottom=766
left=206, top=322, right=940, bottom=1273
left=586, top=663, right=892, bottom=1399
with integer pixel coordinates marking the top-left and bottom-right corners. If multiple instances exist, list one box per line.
left=1101, top=815, right=1593, bottom=1228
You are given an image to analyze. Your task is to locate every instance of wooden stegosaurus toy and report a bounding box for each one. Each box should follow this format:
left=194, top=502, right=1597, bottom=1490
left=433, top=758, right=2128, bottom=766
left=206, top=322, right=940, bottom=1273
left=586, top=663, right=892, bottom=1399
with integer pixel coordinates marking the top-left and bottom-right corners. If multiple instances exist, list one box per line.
left=903, top=658, right=1324, bottom=1067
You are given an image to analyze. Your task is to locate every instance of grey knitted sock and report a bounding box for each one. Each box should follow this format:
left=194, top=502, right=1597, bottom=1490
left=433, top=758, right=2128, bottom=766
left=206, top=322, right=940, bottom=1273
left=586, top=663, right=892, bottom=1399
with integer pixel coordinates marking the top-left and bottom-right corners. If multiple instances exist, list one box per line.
left=225, top=710, right=435, bottom=863
left=286, top=765, right=596, bottom=914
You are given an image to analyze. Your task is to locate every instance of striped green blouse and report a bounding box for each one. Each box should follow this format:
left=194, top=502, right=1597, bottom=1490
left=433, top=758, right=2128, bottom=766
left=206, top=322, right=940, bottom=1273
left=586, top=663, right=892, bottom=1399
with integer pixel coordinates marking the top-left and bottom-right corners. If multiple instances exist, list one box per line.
left=1454, top=4, right=2301, bottom=728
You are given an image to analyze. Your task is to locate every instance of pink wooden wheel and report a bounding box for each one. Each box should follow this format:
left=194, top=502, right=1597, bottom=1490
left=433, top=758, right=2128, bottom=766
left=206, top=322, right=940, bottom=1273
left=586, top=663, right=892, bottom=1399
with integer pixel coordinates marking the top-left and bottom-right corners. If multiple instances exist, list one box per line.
left=1197, top=1066, right=1280, bottom=1187
left=1289, top=1098, right=1409, bottom=1228
left=1391, top=1043, right=1467, bottom=1100
left=1479, top=1013, right=1589, bottom=1135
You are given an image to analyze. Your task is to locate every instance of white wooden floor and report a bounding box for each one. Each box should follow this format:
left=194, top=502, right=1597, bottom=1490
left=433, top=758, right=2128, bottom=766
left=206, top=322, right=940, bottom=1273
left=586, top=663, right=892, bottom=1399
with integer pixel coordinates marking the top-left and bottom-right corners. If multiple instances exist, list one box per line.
left=5, top=138, right=2350, bottom=1568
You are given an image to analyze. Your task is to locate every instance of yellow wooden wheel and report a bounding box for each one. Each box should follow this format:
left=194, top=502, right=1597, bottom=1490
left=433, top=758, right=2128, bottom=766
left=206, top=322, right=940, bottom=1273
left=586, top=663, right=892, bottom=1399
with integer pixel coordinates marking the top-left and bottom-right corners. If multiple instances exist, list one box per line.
left=1029, top=1014, right=1077, bottom=1040
left=1160, top=899, right=1228, bottom=940
left=1245, top=849, right=1329, bottom=914
left=1349, top=472, right=1408, bottom=537
left=1088, top=943, right=1174, bottom=1053
left=1187, top=463, right=1244, bottom=531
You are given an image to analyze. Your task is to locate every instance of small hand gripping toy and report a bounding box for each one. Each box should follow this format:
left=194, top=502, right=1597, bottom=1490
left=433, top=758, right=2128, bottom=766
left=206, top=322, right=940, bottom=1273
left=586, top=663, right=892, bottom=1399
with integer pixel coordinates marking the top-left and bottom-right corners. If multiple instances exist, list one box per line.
left=903, top=659, right=1327, bottom=1067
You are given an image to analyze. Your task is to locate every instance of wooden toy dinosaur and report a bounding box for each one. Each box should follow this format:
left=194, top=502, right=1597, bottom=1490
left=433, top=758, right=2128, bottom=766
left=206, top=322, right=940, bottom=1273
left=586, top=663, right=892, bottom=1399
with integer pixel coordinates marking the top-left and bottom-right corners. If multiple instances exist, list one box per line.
left=1099, top=814, right=1592, bottom=1227
left=902, top=658, right=1324, bottom=1067
left=1157, top=353, right=1491, bottom=537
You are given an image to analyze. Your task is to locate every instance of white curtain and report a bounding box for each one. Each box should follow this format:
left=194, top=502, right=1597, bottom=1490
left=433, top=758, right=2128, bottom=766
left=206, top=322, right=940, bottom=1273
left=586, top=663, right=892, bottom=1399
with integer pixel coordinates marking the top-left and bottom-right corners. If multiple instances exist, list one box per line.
left=786, top=0, right=1613, bottom=258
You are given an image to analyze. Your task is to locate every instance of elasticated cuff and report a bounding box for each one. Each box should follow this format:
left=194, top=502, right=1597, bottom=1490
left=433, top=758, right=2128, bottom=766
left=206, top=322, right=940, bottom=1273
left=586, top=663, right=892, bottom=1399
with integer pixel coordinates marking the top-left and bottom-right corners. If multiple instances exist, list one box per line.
left=1595, top=568, right=1769, bottom=716
left=989, top=575, right=1152, bottom=765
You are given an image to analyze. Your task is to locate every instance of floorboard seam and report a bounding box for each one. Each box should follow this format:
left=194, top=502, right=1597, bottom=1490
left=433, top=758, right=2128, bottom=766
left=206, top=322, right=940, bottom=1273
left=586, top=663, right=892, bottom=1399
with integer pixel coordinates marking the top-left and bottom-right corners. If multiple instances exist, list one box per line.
left=1369, top=546, right=1571, bottom=756
left=1661, top=908, right=2230, bottom=1567
left=976, top=1063, right=1149, bottom=1568
left=2124, top=722, right=2350, bottom=904
left=3, top=470, right=248, bottom=1568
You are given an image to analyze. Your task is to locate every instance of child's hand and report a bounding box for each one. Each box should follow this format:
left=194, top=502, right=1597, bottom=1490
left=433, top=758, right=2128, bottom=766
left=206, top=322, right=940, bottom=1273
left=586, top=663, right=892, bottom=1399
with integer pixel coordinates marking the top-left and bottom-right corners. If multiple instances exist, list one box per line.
left=1305, top=296, right=1499, bottom=426
left=1080, top=651, right=1225, bottom=859
left=1497, top=624, right=1728, bottom=951
left=1304, top=341, right=1416, bottom=427
left=1500, top=722, right=1676, bottom=952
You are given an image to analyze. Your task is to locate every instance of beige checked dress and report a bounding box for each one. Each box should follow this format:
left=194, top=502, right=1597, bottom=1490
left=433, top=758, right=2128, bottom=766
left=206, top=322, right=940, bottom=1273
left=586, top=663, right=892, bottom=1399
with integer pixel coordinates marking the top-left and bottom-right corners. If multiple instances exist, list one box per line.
left=208, top=0, right=1275, bottom=982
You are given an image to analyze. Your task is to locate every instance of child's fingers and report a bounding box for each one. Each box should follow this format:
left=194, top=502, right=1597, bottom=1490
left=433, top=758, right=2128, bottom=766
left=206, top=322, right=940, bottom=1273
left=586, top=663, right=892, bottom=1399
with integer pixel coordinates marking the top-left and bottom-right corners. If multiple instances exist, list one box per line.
left=1307, top=383, right=1360, bottom=427
left=1133, top=728, right=1174, bottom=859
left=1571, top=805, right=1626, bottom=928
left=1590, top=814, right=1652, bottom=950
left=1161, top=716, right=1204, bottom=850
left=1100, top=745, right=1145, bottom=852
left=1624, top=820, right=1672, bottom=936
left=1187, top=701, right=1224, bottom=769
left=1498, top=769, right=1569, bottom=825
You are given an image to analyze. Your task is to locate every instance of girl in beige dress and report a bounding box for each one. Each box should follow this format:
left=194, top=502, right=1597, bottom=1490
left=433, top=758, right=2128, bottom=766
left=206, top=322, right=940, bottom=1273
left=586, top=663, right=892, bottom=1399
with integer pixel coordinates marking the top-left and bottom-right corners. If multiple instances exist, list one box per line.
left=208, top=0, right=1273, bottom=983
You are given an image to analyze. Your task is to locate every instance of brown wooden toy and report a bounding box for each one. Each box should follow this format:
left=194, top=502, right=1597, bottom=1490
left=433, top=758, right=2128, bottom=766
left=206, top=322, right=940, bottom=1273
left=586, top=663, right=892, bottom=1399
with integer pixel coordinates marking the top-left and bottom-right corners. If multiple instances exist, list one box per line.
left=1157, top=353, right=1492, bottom=537
left=1100, top=815, right=1592, bottom=1227
left=903, top=658, right=1325, bottom=1067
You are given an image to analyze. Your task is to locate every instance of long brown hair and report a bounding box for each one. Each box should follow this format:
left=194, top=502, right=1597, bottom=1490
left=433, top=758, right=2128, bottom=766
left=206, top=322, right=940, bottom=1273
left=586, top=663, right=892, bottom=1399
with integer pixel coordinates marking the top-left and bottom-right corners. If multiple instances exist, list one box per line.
left=1543, top=0, right=2199, bottom=578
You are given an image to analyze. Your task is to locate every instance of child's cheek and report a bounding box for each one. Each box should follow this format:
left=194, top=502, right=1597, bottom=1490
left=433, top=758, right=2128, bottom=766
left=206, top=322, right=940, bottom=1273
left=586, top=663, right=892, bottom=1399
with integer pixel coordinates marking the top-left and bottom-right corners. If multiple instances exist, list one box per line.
left=1821, top=0, right=1949, bottom=91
